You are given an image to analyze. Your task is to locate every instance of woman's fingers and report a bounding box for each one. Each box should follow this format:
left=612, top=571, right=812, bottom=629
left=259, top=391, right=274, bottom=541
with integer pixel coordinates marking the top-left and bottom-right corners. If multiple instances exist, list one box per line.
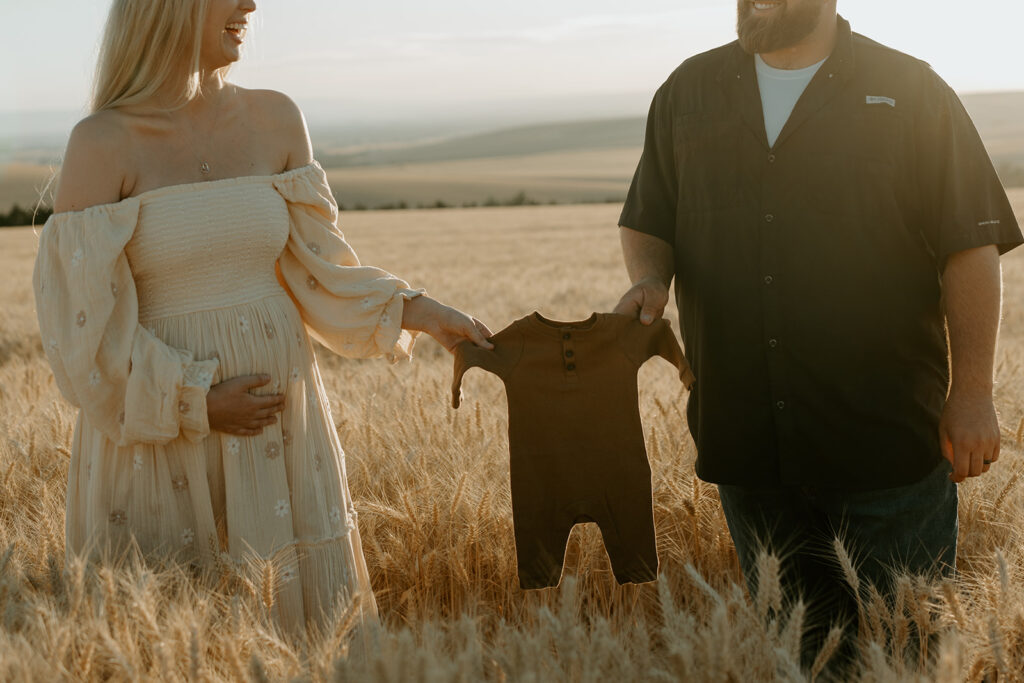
left=474, top=318, right=494, bottom=339
left=252, top=394, right=286, bottom=411
left=241, top=374, right=272, bottom=391
left=462, top=316, right=493, bottom=349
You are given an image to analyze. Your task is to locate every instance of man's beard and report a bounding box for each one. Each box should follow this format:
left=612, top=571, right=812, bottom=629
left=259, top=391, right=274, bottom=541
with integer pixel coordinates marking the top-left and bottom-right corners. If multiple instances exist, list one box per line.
left=736, top=1, right=824, bottom=55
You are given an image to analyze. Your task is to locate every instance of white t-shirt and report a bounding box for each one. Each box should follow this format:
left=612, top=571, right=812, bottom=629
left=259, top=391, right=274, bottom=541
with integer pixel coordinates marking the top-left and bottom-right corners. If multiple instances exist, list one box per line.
left=755, top=54, right=827, bottom=148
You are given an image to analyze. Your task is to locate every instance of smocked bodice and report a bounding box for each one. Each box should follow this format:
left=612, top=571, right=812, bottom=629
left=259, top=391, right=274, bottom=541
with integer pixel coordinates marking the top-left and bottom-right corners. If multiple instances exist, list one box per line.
left=125, top=179, right=291, bottom=321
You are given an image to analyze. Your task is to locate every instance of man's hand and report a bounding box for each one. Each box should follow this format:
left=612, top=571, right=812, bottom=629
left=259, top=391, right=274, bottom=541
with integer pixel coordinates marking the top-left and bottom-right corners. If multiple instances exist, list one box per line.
left=208, top=375, right=286, bottom=436
left=940, top=245, right=1003, bottom=484
left=939, top=390, right=1000, bottom=483
left=613, top=277, right=670, bottom=325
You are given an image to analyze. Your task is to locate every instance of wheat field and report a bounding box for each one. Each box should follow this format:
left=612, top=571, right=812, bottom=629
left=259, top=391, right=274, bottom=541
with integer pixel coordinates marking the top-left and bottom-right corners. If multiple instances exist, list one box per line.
left=0, top=194, right=1023, bottom=681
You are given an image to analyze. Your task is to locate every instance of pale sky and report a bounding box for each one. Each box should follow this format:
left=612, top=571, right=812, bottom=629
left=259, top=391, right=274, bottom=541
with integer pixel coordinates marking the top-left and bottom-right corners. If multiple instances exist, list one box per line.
left=1, top=0, right=1022, bottom=127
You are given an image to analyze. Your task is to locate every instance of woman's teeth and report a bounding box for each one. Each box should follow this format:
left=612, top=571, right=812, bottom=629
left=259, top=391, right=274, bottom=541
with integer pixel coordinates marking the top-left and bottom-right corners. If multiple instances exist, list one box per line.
left=753, top=1, right=781, bottom=9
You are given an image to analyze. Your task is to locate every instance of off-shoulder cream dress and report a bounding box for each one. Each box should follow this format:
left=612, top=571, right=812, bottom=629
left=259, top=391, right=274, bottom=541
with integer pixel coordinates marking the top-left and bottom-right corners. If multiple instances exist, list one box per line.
left=32, top=162, right=420, bottom=633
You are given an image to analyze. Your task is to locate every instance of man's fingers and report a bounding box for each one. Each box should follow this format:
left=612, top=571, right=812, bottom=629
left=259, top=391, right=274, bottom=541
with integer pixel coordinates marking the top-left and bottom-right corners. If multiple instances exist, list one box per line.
left=612, top=293, right=642, bottom=317
left=969, top=445, right=985, bottom=478
left=941, top=434, right=968, bottom=483
left=981, top=439, right=1001, bottom=474
left=640, top=304, right=663, bottom=325
left=940, top=433, right=954, bottom=467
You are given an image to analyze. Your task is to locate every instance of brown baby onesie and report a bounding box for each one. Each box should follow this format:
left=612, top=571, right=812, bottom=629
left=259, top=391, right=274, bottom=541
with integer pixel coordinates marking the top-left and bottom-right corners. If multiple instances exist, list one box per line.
left=452, top=312, right=695, bottom=589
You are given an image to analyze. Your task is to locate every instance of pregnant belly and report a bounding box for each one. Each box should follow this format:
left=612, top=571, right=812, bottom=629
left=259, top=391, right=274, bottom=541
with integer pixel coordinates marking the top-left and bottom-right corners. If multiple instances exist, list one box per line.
left=147, top=293, right=312, bottom=394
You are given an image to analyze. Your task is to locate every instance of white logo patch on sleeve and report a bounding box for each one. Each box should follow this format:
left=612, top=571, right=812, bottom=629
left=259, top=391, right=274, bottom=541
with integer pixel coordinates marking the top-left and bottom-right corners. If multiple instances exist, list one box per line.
left=866, top=95, right=896, bottom=107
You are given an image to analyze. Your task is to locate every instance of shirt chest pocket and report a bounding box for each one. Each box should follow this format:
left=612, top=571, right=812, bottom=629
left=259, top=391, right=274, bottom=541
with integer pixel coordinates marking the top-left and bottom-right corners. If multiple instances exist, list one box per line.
left=673, top=113, right=748, bottom=212
left=801, top=105, right=907, bottom=218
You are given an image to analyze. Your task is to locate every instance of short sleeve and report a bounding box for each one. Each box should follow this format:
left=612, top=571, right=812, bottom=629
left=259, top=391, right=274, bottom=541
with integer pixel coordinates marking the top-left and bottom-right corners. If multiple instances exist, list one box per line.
left=619, top=84, right=679, bottom=246
left=914, top=70, right=1022, bottom=267
left=618, top=316, right=695, bottom=389
left=272, top=163, right=424, bottom=362
left=451, top=325, right=524, bottom=408
left=32, top=202, right=219, bottom=447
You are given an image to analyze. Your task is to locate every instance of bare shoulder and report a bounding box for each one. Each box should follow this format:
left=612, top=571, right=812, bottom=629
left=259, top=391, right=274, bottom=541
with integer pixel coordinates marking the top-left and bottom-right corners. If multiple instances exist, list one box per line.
left=55, top=111, right=133, bottom=213
left=237, top=87, right=313, bottom=169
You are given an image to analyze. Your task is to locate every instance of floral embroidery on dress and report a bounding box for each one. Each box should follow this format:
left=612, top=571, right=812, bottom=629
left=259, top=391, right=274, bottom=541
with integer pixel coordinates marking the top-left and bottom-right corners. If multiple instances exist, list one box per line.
left=226, top=438, right=241, bottom=456
left=133, top=454, right=143, bottom=471
left=290, top=367, right=301, bottom=382
left=280, top=566, right=298, bottom=583
left=266, top=442, right=281, bottom=459
left=178, top=401, right=191, bottom=415
left=307, top=241, right=321, bottom=255
left=181, top=528, right=195, bottom=545
left=71, top=248, right=84, bottom=267
left=329, top=506, right=343, bottom=526
left=109, top=510, right=127, bottom=525
left=89, top=370, right=102, bottom=387
left=48, top=338, right=58, bottom=351
left=75, top=311, right=87, bottom=328
left=306, top=275, right=319, bottom=291
left=110, top=282, right=119, bottom=297
left=360, top=297, right=373, bottom=311
left=313, top=453, right=323, bottom=471
left=263, top=321, right=275, bottom=339
left=183, top=364, right=214, bottom=388
left=172, top=476, right=189, bottom=491
left=282, top=430, right=293, bottom=447
left=239, top=316, right=251, bottom=334
left=380, top=311, right=390, bottom=325
left=274, top=499, right=291, bottom=518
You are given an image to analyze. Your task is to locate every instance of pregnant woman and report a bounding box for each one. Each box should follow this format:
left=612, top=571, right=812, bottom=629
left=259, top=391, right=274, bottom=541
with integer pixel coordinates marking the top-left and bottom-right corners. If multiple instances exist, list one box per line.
left=32, top=0, right=492, bottom=634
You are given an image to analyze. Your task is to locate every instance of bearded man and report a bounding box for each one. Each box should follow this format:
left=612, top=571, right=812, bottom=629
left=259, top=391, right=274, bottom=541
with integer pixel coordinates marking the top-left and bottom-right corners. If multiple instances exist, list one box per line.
left=614, top=0, right=1022, bottom=666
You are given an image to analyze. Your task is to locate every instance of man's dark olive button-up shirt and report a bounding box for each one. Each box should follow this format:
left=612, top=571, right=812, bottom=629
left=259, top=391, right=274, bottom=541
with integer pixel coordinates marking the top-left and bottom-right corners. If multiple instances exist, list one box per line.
left=620, top=17, right=1023, bottom=490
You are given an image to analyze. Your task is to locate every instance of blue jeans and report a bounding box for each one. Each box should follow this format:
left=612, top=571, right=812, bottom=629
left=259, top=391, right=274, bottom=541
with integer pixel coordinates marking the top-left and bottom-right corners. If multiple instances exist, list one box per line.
left=717, top=460, right=957, bottom=668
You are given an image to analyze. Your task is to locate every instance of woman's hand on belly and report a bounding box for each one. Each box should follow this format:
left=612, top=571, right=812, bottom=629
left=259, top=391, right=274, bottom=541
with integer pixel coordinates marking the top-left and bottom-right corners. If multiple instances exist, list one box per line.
left=207, top=375, right=286, bottom=436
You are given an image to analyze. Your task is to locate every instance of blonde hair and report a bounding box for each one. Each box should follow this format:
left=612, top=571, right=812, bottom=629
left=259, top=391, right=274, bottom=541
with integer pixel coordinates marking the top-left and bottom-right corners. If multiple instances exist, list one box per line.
left=91, top=0, right=214, bottom=112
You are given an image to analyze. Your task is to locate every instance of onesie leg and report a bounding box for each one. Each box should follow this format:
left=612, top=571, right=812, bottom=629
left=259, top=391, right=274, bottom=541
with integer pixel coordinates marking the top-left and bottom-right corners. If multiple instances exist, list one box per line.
left=597, top=492, right=659, bottom=585
left=513, top=517, right=575, bottom=589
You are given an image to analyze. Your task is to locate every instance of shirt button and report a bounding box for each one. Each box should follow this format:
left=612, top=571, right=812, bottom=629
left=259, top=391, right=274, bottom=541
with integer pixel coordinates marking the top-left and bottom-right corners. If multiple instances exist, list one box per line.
left=768, top=339, right=778, bottom=349
left=764, top=214, right=774, bottom=223
left=764, top=275, right=774, bottom=285
left=768, top=154, right=776, bottom=163
left=776, top=401, right=786, bottom=410
left=566, top=363, right=577, bottom=371
left=562, top=333, right=571, bottom=340
left=565, top=350, right=575, bottom=358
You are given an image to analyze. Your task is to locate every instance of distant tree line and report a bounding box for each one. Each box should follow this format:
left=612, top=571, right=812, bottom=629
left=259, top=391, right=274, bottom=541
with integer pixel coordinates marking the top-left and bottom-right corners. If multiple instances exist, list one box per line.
left=337, top=191, right=625, bottom=212
left=0, top=204, right=52, bottom=228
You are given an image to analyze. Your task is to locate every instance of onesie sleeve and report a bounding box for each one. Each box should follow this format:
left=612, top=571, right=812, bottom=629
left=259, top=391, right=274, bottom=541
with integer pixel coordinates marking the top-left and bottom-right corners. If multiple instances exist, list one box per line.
left=272, top=162, right=425, bottom=362
left=32, top=201, right=219, bottom=447
left=620, top=316, right=695, bottom=389
left=451, top=327, right=524, bottom=408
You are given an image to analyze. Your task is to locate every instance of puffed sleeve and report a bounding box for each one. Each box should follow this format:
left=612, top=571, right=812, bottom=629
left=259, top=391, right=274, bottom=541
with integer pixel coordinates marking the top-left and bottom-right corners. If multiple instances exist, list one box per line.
left=272, top=162, right=423, bottom=361
left=32, top=201, right=219, bottom=447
